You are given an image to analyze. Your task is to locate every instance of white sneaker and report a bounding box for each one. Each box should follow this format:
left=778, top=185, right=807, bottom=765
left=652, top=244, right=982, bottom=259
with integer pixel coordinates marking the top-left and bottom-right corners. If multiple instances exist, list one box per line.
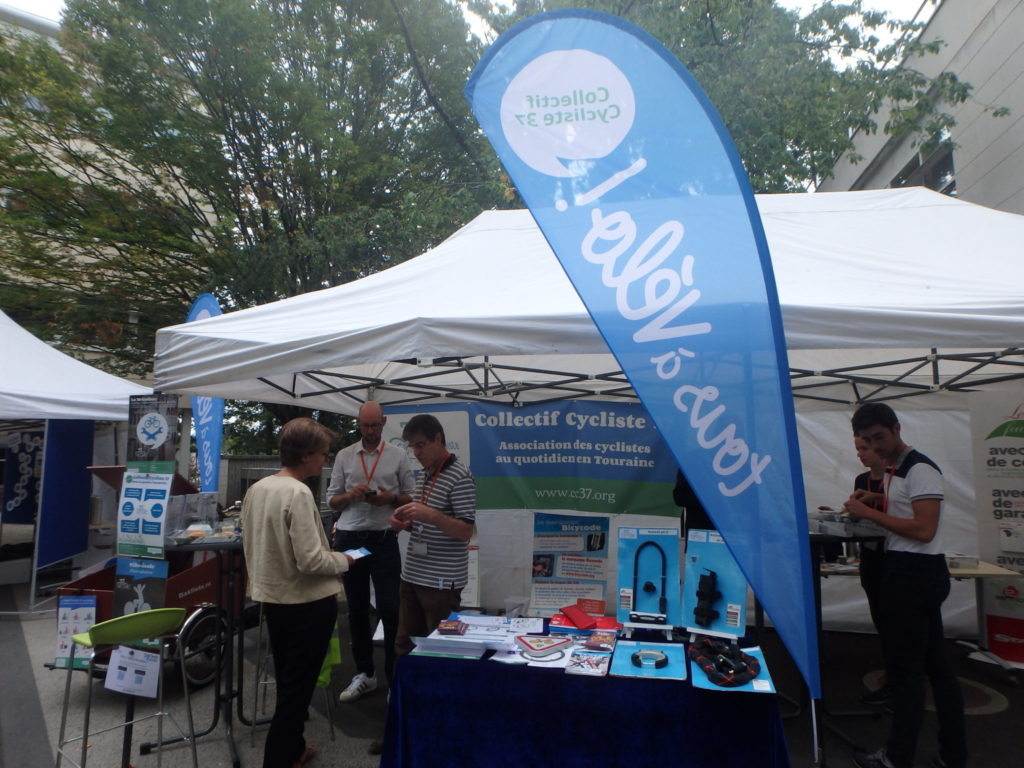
left=338, top=672, right=378, bottom=702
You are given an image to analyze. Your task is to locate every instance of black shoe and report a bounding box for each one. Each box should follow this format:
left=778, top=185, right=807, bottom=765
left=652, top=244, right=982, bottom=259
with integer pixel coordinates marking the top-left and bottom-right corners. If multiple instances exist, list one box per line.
left=367, top=737, right=383, bottom=756
left=861, top=686, right=892, bottom=706
left=853, top=748, right=895, bottom=768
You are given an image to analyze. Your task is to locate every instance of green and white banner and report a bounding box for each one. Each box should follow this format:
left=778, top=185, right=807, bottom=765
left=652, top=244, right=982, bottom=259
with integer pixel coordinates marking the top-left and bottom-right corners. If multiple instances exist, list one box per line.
left=384, top=400, right=677, bottom=516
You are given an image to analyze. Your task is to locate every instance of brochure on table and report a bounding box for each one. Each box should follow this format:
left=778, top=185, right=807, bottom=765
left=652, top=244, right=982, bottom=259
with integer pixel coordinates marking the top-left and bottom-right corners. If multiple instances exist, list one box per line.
left=117, top=394, right=179, bottom=560
left=610, top=640, right=687, bottom=681
left=54, top=595, right=97, bottom=669
left=412, top=613, right=544, bottom=658
left=682, top=529, right=748, bottom=638
left=616, top=526, right=681, bottom=627
left=530, top=512, right=610, bottom=617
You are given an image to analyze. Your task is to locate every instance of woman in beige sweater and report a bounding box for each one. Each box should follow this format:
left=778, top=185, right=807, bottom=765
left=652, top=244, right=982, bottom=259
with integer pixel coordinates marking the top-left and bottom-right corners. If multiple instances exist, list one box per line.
left=241, top=418, right=353, bottom=768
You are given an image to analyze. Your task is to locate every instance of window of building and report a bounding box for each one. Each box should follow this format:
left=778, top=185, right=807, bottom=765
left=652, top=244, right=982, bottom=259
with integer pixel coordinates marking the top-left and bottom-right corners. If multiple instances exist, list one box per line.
left=890, top=145, right=956, bottom=196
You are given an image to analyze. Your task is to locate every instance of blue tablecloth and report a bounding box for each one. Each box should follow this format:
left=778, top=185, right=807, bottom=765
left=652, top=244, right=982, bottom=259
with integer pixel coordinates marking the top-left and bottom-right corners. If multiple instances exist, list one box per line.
left=381, top=653, right=791, bottom=768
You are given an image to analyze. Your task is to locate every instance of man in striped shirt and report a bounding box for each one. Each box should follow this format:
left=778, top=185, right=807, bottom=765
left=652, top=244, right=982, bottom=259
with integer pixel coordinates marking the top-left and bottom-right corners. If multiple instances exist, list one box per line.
left=390, top=414, right=476, bottom=656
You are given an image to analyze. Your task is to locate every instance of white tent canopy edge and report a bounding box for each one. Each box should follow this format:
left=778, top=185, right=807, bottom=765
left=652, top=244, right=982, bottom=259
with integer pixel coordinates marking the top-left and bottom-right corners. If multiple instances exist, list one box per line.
left=1, top=309, right=150, bottom=422
left=154, top=187, right=1024, bottom=413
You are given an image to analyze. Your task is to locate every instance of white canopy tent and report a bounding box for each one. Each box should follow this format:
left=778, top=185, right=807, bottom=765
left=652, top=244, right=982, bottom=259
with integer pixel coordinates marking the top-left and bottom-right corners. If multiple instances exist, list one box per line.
left=0, top=309, right=151, bottom=601
left=154, top=187, right=1024, bottom=411
left=1, top=309, right=150, bottom=423
left=153, top=187, right=1024, bottom=633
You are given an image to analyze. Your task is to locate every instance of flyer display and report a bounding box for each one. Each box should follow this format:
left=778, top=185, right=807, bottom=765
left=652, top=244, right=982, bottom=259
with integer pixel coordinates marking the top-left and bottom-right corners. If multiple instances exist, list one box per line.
left=116, top=469, right=174, bottom=559
left=55, top=595, right=97, bottom=670
left=104, top=646, right=161, bottom=698
left=530, top=512, right=610, bottom=617
left=682, top=529, right=748, bottom=639
left=616, top=526, right=681, bottom=627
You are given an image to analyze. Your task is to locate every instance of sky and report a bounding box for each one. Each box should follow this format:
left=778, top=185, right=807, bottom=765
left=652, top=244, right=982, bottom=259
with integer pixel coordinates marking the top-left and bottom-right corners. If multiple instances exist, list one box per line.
left=1, top=1, right=936, bottom=26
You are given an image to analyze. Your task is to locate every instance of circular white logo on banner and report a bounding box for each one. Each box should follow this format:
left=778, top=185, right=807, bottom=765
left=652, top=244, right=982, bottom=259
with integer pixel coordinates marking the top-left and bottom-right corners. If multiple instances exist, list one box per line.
left=501, top=49, right=635, bottom=177
left=136, top=412, right=169, bottom=448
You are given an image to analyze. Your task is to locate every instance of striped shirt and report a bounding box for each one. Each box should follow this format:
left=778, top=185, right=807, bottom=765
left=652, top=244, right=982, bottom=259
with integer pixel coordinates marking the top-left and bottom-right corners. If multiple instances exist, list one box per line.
left=402, top=456, right=476, bottom=590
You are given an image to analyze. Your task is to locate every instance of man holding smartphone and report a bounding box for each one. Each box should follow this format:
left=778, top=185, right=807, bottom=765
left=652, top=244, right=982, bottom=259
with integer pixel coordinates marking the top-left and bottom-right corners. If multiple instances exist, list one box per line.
left=327, top=401, right=413, bottom=702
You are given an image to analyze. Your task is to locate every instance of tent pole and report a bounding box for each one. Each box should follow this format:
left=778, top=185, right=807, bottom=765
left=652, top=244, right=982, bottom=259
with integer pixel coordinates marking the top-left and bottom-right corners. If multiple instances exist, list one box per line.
left=810, top=697, right=823, bottom=766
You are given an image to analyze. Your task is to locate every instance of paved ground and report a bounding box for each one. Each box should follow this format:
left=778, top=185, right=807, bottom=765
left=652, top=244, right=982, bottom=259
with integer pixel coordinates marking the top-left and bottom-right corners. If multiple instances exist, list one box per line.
left=2, top=577, right=1021, bottom=768
left=0, top=582, right=386, bottom=768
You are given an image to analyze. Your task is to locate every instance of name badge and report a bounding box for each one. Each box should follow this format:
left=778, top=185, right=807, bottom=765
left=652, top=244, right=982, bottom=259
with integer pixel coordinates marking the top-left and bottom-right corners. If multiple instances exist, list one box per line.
left=411, top=541, right=428, bottom=556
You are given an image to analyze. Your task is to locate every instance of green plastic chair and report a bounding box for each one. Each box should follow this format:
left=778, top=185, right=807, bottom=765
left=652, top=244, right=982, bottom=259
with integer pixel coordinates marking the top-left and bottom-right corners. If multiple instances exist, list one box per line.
left=55, top=607, right=198, bottom=768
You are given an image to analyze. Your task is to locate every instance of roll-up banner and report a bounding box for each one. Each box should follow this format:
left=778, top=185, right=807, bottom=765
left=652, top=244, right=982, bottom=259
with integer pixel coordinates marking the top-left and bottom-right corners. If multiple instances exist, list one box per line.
left=466, top=9, right=819, bottom=696
left=185, top=294, right=225, bottom=493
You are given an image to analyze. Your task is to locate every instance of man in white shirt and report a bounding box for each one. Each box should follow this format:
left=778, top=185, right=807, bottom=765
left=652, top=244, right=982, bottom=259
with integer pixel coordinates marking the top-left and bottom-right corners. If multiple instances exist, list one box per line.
left=844, top=403, right=966, bottom=768
left=327, top=401, right=413, bottom=702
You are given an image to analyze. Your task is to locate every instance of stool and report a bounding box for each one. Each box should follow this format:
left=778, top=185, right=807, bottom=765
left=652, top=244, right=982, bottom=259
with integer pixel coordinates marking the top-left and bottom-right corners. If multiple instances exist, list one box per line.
left=55, top=607, right=198, bottom=768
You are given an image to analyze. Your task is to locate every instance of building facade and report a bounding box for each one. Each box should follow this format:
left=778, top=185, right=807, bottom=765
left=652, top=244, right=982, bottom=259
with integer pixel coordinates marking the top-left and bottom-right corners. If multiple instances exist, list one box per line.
left=819, top=0, right=1024, bottom=215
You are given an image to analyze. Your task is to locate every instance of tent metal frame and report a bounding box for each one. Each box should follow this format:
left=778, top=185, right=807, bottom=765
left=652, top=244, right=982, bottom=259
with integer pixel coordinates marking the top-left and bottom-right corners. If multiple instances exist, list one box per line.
left=251, top=347, right=1024, bottom=409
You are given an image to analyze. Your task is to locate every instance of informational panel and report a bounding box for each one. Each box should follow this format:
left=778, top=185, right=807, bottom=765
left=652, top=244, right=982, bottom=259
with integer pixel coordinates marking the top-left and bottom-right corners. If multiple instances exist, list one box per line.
left=969, top=389, right=1024, bottom=661
left=36, top=419, right=94, bottom=567
left=117, top=394, right=178, bottom=559
left=3, top=429, right=44, bottom=524
left=530, top=512, right=610, bottom=616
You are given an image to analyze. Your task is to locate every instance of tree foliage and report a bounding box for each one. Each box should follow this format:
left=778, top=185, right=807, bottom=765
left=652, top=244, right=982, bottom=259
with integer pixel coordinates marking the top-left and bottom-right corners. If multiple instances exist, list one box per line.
left=0, top=1, right=991, bottom=450
left=0, top=0, right=503, bottom=375
left=469, top=0, right=980, bottom=191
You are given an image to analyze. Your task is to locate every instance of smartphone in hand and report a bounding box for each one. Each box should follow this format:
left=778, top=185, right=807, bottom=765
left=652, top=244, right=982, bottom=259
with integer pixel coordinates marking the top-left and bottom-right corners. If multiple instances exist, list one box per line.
left=343, top=547, right=372, bottom=560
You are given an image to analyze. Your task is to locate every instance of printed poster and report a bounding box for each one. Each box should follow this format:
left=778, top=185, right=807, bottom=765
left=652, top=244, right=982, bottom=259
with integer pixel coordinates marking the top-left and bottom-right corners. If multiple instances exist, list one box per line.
left=55, top=595, right=97, bottom=670
left=3, top=430, right=43, bottom=524
left=529, top=512, right=610, bottom=617
left=968, top=390, right=1024, bottom=661
left=118, top=394, right=178, bottom=559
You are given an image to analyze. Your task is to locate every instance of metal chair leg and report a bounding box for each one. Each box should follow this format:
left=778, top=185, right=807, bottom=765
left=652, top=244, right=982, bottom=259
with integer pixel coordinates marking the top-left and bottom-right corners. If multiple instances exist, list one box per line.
left=177, top=633, right=199, bottom=768
left=54, top=645, right=76, bottom=768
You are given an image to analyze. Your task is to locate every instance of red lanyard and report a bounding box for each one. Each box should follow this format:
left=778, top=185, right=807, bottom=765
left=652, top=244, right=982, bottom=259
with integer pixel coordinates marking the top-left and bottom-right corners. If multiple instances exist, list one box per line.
left=882, top=467, right=894, bottom=515
left=420, top=453, right=450, bottom=504
left=359, top=443, right=384, bottom=486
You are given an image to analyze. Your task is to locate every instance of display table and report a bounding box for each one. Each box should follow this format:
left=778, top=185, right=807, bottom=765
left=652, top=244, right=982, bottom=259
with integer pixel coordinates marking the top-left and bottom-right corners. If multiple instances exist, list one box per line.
left=949, top=560, right=1023, bottom=681
left=381, top=653, right=790, bottom=768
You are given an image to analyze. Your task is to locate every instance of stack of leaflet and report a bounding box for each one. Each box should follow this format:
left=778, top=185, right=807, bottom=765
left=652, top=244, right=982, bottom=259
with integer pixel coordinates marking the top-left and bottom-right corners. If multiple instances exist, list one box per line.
left=411, top=613, right=545, bottom=659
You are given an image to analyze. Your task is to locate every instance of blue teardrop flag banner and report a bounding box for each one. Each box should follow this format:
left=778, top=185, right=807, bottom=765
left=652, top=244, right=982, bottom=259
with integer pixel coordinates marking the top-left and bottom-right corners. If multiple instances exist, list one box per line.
left=466, top=9, right=820, bottom=697
left=185, top=293, right=225, bottom=493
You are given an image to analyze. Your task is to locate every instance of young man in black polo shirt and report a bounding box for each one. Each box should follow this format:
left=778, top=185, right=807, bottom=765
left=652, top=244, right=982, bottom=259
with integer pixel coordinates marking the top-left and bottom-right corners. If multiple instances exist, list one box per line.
left=843, top=403, right=966, bottom=768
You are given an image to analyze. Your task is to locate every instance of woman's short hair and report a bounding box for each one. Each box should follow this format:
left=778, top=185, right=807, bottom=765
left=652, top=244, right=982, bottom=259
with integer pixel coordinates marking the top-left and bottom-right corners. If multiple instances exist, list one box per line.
left=278, top=417, right=337, bottom=467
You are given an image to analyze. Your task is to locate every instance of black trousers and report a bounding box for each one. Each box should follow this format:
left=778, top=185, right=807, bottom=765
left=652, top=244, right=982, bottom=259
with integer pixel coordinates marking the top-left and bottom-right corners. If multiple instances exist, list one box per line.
left=880, top=551, right=966, bottom=768
left=262, top=595, right=337, bottom=768
left=334, top=529, right=402, bottom=683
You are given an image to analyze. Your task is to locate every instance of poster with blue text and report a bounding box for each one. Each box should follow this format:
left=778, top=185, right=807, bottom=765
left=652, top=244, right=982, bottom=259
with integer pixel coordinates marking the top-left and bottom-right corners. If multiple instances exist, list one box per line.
left=466, top=9, right=818, bottom=695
